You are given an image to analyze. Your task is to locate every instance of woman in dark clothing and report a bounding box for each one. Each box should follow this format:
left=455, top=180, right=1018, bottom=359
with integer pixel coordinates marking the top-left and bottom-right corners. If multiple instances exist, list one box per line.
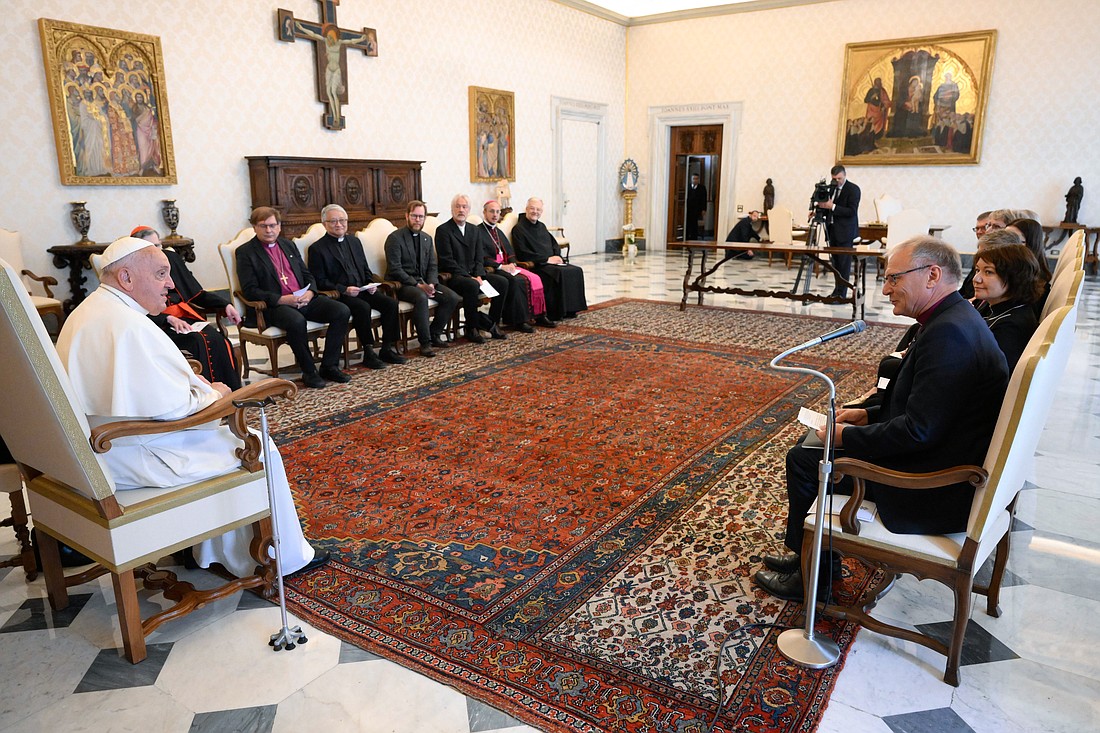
left=1006, top=218, right=1053, bottom=315
left=972, top=244, right=1045, bottom=371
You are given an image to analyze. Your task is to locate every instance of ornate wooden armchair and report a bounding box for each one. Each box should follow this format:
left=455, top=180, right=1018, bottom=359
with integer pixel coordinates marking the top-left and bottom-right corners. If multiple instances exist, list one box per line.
left=0, top=227, right=65, bottom=335
left=0, top=256, right=296, bottom=663
left=218, top=228, right=331, bottom=378
left=803, top=304, right=1078, bottom=686
left=1, top=463, right=36, bottom=581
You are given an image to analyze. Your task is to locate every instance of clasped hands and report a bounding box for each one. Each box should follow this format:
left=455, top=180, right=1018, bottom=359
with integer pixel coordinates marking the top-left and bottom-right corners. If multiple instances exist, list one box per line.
left=815, top=407, right=868, bottom=448
left=277, top=290, right=314, bottom=309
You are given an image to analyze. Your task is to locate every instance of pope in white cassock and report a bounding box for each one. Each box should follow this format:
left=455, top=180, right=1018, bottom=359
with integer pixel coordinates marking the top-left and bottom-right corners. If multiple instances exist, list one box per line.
left=56, top=236, right=325, bottom=577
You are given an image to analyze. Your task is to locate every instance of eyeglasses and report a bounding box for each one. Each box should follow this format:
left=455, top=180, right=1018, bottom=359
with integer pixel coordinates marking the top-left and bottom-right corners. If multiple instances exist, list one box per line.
left=325, top=218, right=348, bottom=225
left=408, top=214, right=426, bottom=220
left=256, top=223, right=280, bottom=230
left=972, top=224, right=988, bottom=233
left=884, top=264, right=931, bottom=286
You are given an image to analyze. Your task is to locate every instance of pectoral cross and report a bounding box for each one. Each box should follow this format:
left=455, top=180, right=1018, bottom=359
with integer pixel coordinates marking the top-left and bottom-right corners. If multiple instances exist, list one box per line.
left=279, top=273, right=289, bottom=286
left=277, top=1, right=377, bottom=130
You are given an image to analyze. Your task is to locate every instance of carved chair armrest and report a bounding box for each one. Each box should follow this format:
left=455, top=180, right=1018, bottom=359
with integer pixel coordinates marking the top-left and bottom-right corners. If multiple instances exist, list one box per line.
left=21, top=269, right=58, bottom=298
left=515, top=261, right=535, bottom=270
left=438, top=272, right=453, bottom=283
left=234, top=290, right=271, bottom=331
left=186, top=359, right=203, bottom=375
left=90, top=379, right=298, bottom=472
left=319, top=289, right=341, bottom=299
left=832, top=458, right=988, bottom=534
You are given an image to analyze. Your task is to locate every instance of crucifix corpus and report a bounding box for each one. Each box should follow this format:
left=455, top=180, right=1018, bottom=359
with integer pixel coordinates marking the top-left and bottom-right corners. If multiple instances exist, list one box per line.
left=277, top=1, right=377, bottom=130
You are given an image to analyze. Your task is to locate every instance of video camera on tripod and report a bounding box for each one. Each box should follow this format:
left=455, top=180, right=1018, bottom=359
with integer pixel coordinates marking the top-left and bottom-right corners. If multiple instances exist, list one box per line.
left=809, top=178, right=837, bottom=224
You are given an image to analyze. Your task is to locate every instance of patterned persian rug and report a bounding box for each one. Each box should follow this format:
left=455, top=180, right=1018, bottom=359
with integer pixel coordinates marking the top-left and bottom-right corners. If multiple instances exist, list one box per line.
left=271, top=300, right=904, bottom=733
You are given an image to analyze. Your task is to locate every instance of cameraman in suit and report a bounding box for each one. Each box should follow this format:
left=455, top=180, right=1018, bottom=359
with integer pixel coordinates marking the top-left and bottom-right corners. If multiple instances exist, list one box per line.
left=814, top=165, right=861, bottom=298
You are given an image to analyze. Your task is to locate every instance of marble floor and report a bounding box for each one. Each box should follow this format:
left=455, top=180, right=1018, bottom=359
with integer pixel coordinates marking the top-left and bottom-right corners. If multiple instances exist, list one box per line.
left=1, top=250, right=1096, bottom=733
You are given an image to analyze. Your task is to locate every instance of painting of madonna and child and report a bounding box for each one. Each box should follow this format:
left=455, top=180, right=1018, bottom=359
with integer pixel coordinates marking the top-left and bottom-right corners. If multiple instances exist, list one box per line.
left=836, top=30, right=996, bottom=166
left=39, top=18, right=176, bottom=186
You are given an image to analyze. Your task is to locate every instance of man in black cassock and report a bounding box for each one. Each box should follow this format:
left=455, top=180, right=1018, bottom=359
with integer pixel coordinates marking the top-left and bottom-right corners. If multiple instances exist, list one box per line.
left=511, top=197, right=587, bottom=321
left=130, top=226, right=241, bottom=389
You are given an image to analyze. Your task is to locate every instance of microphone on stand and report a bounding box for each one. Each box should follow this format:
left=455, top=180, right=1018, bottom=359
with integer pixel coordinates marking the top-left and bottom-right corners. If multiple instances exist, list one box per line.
left=792, top=320, right=866, bottom=351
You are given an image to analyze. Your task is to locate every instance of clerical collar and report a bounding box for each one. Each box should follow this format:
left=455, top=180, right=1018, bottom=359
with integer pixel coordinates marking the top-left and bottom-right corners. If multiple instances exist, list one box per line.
left=100, top=283, right=148, bottom=315
left=337, top=236, right=345, bottom=242
left=265, top=241, right=277, bottom=248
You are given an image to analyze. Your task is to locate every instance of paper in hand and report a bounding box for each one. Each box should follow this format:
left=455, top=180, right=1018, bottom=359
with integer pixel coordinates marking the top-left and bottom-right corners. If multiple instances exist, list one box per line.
left=480, top=280, right=500, bottom=298
left=363, top=282, right=380, bottom=294
left=292, top=285, right=310, bottom=297
left=797, top=407, right=826, bottom=431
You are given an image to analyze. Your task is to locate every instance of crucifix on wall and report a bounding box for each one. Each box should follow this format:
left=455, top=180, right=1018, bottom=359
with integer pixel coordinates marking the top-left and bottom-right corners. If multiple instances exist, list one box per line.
left=277, top=1, right=377, bottom=130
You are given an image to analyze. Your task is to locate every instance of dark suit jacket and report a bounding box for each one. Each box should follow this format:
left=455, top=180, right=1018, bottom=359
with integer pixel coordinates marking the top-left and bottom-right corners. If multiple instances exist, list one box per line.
left=150, top=248, right=229, bottom=330
left=687, top=184, right=708, bottom=217
left=235, top=236, right=317, bottom=314
left=434, top=219, right=486, bottom=279
left=725, top=217, right=762, bottom=243
left=842, top=291, right=1009, bottom=535
left=384, top=226, right=438, bottom=286
left=977, top=299, right=1039, bottom=373
left=828, top=180, right=861, bottom=246
left=308, top=232, right=377, bottom=293
left=512, top=216, right=562, bottom=266
left=479, top=223, right=519, bottom=269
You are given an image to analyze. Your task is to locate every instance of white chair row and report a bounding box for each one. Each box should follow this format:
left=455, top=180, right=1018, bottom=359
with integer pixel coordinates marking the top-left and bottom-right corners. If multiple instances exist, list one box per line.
left=0, top=227, right=66, bottom=335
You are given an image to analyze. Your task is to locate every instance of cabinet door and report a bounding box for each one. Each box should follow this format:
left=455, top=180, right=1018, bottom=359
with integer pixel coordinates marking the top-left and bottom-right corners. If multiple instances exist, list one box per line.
left=331, top=165, right=375, bottom=217
left=375, top=166, right=421, bottom=222
left=275, top=164, right=327, bottom=217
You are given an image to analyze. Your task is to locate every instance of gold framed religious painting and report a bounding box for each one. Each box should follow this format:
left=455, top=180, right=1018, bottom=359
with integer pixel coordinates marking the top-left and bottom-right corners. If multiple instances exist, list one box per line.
left=469, top=86, right=515, bottom=182
left=39, top=18, right=177, bottom=185
left=836, top=30, right=996, bottom=166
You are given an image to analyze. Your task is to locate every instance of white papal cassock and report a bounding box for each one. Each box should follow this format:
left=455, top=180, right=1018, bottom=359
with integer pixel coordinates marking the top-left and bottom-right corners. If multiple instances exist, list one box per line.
left=56, top=285, right=314, bottom=577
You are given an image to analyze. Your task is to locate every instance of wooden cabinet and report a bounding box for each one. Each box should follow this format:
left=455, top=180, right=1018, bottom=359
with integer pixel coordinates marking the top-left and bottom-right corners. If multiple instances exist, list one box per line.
left=247, top=156, right=424, bottom=238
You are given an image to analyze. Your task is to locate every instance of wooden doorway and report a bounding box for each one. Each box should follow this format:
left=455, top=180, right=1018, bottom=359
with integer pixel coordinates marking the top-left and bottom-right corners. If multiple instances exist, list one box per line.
left=667, top=125, right=722, bottom=242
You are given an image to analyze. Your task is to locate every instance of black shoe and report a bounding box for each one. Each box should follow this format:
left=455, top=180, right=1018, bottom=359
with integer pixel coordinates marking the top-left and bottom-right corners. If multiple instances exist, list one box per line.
left=754, top=568, right=833, bottom=603
left=362, top=347, right=386, bottom=370
left=302, top=372, right=328, bottom=389
left=288, top=548, right=330, bottom=577
left=536, top=316, right=558, bottom=328
left=419, top=344, right=437, bottom=357
left=379, top=346, right=407, bottom=364
left=763, top=552, right=801, bottom=575
left=489, top=325, right=508, bottom=340
left=466, top=331, right=486, bottom=344
left=514, top=322, right=535, bottom=334
left=563, top=312, right=578, bottom=319
left=429, top=334, right=451, bottom=349
left=763, top=552, right=841, bottom=576
left=319, top=366, right=351, bottom=383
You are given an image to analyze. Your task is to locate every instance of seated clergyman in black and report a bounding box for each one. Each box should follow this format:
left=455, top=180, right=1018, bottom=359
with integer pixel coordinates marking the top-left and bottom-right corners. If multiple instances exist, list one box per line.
left=723, top=210, right=762, bottom=260
left=511, top=197, right=587, bottom=321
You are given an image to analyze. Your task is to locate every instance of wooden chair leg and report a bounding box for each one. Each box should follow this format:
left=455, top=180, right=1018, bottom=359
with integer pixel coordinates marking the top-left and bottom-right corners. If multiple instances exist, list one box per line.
left=6, top=489, right=36, bottom=581
left=944, top=577, right=972, bottom=687
left=37, top=530, right=69, bottom=610
left=111, top=570, right=147, bottom=664
left=981, top=531, right=1011, bottom=618
left=267, top=342, right=280, bottom=378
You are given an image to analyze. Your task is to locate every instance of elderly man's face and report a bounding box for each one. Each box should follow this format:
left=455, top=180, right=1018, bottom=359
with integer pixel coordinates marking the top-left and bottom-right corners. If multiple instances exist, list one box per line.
left=525, top=200, right=543, bottom=223
left=322, top=209, right=348, bottom=238
left=451, top=197, right=470, bottom=224
left=483, top=203, right=501, bottom=225
left=881, top=248, right=933, bottom=318
left=123, top=247, right=174, bottom=314
left=254, top=216, right=281, bottom=244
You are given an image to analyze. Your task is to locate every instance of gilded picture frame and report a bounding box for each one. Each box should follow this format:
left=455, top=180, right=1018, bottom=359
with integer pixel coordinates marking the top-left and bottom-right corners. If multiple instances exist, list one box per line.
left=39, top=18, right=177, bottom=186
left=836, top=30, right=996, bottom=166
left=469, top=86, right=515, bottom=183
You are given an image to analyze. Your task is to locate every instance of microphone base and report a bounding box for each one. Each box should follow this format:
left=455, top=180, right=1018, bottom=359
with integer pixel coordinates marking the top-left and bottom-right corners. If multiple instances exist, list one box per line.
left=777, top=628, right=841, bottom=669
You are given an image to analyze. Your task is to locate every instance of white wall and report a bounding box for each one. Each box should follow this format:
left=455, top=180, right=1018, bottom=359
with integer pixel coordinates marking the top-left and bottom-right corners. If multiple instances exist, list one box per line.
left=624, top=0, right=1100, bottom=251
left=1, top=0, right=625, bottom=288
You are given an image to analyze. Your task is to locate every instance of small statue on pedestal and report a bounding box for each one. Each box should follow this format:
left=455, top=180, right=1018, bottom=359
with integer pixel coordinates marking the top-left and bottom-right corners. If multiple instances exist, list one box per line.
left=1064, top=177, right=1083, bottom=223
left=763, top=178, right=775, bottom=213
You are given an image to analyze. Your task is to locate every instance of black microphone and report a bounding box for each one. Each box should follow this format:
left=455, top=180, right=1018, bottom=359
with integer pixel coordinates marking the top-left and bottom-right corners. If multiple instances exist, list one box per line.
left=796, top=320, right=866, bottom=350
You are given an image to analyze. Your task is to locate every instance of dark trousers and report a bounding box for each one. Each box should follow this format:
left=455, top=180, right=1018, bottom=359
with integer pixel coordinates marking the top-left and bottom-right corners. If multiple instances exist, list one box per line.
left=493, top=268, right=532, bottom=325
left=265, top=294, right=350, bottom=375
left=783, top=442, right=854, bottom=554
left=533, top=263, right=587, bottom=321
left=341, top=290, right=400, bottom=347
left=446, top=273, right=509, bottom=331
left=396, top=284, right=459, bottom=344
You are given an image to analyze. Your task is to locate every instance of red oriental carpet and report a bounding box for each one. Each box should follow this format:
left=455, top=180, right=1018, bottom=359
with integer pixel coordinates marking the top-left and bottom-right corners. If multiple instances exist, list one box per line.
left=270, top=300, right=903, bottom=733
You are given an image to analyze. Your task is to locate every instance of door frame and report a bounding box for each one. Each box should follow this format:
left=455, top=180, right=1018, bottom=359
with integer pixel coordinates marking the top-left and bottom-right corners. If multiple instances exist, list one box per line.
left=552, top=96, right=608, bottom=254
left=647, top=102, right=743, bottom=252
